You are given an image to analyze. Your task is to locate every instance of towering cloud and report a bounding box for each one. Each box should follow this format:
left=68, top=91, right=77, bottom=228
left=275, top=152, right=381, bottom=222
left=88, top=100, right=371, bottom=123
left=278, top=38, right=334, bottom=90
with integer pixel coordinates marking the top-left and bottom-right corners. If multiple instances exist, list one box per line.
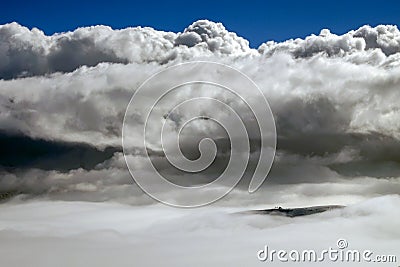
left=0, top=20, right=256, bottom=79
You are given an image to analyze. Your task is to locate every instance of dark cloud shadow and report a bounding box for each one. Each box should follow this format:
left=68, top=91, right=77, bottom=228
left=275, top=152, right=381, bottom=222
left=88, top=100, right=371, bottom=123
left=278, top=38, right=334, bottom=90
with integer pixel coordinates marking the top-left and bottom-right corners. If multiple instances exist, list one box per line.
left=0, top=132, right=120, bottom=172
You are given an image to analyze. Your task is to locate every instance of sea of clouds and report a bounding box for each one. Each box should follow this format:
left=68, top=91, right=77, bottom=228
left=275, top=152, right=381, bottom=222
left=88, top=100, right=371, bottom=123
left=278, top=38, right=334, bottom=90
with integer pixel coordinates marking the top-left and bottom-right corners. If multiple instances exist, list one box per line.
left=0, top=20, right=399, bottom=266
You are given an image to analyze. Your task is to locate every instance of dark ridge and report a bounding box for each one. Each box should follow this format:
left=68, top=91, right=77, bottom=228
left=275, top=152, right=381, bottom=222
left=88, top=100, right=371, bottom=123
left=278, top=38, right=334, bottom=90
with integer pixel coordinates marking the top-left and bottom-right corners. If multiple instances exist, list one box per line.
left=237, top=205, right=345, bottom=217
left=0, top=132, right=121, bottom=172
left=0, top=191, right=20, bottom=202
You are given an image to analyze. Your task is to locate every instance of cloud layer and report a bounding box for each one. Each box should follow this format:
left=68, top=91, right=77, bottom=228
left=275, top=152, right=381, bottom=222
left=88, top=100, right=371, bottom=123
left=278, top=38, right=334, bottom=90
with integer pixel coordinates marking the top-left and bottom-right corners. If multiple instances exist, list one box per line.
left=1, top=20, right=400, bottom=80
left=0, top=195, right=399, bottom=266
left=0, top=20, right=400, bottom=205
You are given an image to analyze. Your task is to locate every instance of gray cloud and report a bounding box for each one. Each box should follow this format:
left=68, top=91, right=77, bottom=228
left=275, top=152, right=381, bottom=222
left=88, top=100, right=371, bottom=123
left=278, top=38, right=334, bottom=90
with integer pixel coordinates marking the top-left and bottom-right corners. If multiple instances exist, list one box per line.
left=0, top=20, right=400, bottom=204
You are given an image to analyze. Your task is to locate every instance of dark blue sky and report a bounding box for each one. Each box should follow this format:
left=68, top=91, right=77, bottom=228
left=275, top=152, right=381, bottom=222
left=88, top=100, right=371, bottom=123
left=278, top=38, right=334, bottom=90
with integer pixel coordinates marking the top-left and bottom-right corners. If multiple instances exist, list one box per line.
left=1, top=0, right=399, bottom=47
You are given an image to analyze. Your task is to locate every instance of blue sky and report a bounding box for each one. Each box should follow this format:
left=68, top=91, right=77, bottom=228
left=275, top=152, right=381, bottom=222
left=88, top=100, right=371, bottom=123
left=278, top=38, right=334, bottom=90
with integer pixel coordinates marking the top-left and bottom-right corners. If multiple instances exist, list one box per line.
left=1, top=0, right=399, bottom=47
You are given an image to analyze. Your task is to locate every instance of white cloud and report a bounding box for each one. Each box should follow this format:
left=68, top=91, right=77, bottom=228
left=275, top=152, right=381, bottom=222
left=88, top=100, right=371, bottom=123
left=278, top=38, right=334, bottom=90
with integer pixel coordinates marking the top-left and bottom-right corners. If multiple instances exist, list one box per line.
left=259, top=24, right=400, bottom=61
left=0, top=20, right=257, bottom=79
left=0, top=195, right=399, bottom=266
left=3, top=21, right=399, bottom=80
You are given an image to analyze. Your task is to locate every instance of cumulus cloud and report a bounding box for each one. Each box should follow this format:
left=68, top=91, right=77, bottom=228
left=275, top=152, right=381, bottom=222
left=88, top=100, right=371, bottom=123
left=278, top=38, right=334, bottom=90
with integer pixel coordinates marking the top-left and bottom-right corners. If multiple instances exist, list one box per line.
left=259, top=24, right=400, bottom=62
left=0, top=20, right=256, bottom=79
left=1, top=21, right=400, bottom=80
left=175, top=20, right=252, bottom=54
left=0, top=20, right=400, bottom=207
